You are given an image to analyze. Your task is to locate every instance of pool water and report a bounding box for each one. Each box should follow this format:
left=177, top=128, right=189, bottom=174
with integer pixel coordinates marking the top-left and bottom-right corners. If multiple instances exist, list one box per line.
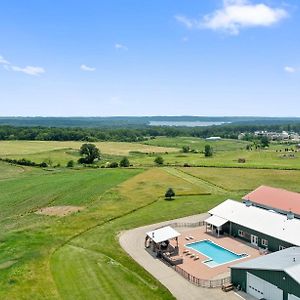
left=186, top=240, right=247, bottom=268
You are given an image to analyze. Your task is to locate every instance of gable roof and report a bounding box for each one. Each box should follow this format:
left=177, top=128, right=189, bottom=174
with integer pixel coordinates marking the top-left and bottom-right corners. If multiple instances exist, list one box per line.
left=231, top=247, right=300, bottom=284
left=208, top=199, right=300, bottom=247
left=146, top=226, right=180, bottom=243
left=243, top=186, right=300, bottom=216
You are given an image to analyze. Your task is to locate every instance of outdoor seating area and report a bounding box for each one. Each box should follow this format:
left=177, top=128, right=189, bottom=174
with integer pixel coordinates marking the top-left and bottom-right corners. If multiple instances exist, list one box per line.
left=168, top=226, right=260, bottom=280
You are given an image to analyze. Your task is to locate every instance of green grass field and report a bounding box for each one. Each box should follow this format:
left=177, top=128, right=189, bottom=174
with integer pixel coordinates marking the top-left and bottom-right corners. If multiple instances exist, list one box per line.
left=1, top=137, right=300, bottom=299
left=2, top=138, right=300, bottom=170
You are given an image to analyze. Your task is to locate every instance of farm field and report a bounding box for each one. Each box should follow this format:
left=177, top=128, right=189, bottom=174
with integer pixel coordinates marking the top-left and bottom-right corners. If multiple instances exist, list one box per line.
left=1, top=137, right=300, bottom=299
left=1, top=138, right=300, bottom=170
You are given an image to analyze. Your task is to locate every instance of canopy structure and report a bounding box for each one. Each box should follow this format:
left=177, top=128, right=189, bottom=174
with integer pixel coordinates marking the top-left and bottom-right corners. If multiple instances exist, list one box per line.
left=204, top=215, right=228, bottom=237
left=205, top=215, right=228, bottom=228
left=146, top=226, right=180, bottom=244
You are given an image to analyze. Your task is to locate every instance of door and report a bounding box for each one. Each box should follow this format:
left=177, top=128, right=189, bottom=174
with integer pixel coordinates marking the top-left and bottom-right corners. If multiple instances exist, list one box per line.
left=251, top=234, right=258, bottom=246
left=247, top=272, right=283, bottom=300
left=289, top=294, right=300, bottom=300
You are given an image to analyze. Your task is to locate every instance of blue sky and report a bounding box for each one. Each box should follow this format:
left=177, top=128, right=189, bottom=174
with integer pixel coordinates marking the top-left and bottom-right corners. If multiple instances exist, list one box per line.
left=0, top=0, right=299, bottom=116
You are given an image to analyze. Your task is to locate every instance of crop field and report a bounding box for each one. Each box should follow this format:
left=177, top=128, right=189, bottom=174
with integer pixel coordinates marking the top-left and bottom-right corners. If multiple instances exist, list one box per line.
left=0, top=141, right=178, bottom=156
left=0, top=137, right=300, bottom=299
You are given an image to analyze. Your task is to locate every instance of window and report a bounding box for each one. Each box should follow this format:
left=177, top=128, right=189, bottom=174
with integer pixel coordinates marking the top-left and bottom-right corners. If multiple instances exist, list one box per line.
left=261, top=239, right=268, bottom=247
left=238, top=230, right=244, bottom=237
left=279, top=245, right=285, bottom=251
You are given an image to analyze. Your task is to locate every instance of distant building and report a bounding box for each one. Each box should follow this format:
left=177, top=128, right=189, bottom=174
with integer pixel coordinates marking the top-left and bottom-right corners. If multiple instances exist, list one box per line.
left=205, top=137, right=221, bottom=141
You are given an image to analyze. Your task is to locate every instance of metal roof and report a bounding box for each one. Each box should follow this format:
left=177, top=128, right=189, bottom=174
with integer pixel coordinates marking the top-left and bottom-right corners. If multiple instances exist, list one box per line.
left=208, top=199, right=300, bottom=246
left=244, top=185, right=300, bottom=216
left=231, top=247, right=300, bottom=284
left=205, top=215, right=228, bottom=228
left=146, top=226, right=180, bottom=244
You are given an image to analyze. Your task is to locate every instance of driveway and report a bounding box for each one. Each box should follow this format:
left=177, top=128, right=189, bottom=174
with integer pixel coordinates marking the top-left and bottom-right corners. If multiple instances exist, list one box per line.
left=119, top=213, right=251, bottom=300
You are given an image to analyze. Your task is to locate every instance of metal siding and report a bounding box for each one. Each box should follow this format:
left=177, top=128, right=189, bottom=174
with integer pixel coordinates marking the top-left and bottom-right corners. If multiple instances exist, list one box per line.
left=229, top=222, right=294, bottom=252
left=232, top=269, right=300, bottom=300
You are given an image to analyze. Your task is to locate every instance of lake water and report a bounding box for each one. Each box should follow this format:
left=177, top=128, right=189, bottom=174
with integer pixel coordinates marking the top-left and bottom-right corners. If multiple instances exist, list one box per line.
left=149, top=121, right=228, bottom=127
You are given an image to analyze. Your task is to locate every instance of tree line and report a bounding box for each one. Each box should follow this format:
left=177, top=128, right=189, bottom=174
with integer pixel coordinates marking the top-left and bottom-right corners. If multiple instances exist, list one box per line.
left=0, top=123, right=300, bottom=142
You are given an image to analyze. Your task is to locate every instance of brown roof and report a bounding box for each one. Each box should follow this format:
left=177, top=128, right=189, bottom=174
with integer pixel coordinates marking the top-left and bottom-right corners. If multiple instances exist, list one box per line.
left=243, top=186, right=300, bottom=215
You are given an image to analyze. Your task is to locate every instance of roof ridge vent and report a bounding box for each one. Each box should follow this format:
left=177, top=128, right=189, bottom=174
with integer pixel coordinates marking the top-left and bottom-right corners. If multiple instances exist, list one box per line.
left=287, top=210, right=295, bottom=220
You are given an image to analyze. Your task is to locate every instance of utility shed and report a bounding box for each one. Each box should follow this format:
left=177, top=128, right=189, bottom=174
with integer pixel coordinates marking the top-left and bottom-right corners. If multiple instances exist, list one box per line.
left=231, top=247, right=300, bottom=300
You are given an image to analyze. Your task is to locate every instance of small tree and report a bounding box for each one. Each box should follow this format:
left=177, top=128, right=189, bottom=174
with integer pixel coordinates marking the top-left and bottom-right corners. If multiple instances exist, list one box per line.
left=120, top=157, right=130, bottom=167
left=66, top=160, right=74, bottom=168
left=182, top=146, right=190, bottom=153
left=79, top=143, right=101, bottom=164
left=204, top=145, right=213, bottom=157
left=154, top=156, right=164, bottom=165
left=165, top=188, right=175, bottom=200
left=260, top=136, right=269, bottom=148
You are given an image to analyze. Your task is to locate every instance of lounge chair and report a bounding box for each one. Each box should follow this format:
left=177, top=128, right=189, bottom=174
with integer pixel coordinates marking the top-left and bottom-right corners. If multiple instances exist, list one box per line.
left=185, top=237, right=190, bottom=240
left=190, top=254, right=195, bottom=258
left=194, top=256, right=199, bottom=260
left=183, top=249, right=189, bottom=254
left=185, top=251, right=191, bottom=256
left=189, top=236, right=194, bottom=240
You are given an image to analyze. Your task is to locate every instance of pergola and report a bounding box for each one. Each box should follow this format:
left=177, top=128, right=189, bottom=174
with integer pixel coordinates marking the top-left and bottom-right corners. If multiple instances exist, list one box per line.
left=146, top=226, right=180, bottom=253
left=205, top=215, right=228, bottom=237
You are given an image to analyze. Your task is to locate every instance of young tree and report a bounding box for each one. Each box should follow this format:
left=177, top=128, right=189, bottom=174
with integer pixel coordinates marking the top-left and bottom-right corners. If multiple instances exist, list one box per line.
left=120, top=157, right=130, bottom=167
left=79, top=143, right=101, bottom=164
left=260, top=136, right=269, bottom=148
left=66, top=160, right=74, bottom=168
left=154, top=156, right=164, bottom=165
left=165, top=188, right=175, bottom=200
left=182, top=146, right=190, bottom=153
left=204, top=145, right=213, bottom=157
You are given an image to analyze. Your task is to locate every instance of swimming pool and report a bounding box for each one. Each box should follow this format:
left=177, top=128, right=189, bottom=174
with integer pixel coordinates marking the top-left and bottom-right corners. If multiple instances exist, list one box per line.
left=186, top=240, right=247, bottom=268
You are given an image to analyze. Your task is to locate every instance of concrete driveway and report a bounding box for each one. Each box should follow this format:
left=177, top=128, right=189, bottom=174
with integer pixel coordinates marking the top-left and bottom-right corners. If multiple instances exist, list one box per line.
left=119, top=213, right=250, bottom=300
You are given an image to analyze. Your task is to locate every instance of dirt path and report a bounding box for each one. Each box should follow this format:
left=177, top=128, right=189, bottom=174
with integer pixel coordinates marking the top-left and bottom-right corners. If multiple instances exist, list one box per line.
left=163, top=167, right=227, bottom=194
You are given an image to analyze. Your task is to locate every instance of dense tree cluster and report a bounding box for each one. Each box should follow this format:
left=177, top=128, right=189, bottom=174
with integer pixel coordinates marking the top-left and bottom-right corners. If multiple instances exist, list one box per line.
left=0, top=123, right=300, bottom=142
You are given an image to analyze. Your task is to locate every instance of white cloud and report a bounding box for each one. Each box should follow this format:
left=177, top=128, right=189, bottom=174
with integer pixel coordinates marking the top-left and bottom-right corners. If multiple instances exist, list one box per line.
left=10, top=65, right=45, bottom=76
left=176, top=0, right=288, bottom=35
left=115, top=43, right=128, bottom=51
left=284, top=66, right=296, bottom=73
left=80, top=64, right=96, bottom=72
left=175, top=16, right=198, bottom=29
left=0, top=55, right=10, bottom=65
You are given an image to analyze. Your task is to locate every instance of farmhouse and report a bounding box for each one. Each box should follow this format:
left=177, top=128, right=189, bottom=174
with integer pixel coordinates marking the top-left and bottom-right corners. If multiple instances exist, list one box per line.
left=205, top=199, right=300, bottom=252
left=231, top=247, right=300, bottom=300
left=243, top=185, right=300, bottom=219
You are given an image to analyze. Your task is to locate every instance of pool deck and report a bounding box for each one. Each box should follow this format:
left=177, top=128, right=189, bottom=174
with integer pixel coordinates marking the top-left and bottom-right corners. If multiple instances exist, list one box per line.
left=119, top=213, right=256, bottom=300
left=172, top=227, right=260, bottom=280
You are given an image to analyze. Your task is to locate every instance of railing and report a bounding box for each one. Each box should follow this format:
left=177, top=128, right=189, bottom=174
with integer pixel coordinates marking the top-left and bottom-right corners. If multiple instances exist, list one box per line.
left=174, top=265, right=231, bottom=288
left=156, top=221, right=205, bottom=229
left=155, top=220, right=232, bottom=288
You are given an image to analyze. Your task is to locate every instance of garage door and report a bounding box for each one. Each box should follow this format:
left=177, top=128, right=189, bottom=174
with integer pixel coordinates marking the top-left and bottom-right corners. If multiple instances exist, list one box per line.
left=289, top=294, right=300, bottom=300
left=247, top=272, right=283, bottom=300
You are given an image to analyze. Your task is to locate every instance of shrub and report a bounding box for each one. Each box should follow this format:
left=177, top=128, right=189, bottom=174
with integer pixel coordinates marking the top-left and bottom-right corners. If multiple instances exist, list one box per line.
left=154, top=156, right=164, bottom=165
left=120, top=157, right=130, bottom=167
left=66, top=160, right=74, bottom=168
left=108, top=162, right=118, bottom=168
